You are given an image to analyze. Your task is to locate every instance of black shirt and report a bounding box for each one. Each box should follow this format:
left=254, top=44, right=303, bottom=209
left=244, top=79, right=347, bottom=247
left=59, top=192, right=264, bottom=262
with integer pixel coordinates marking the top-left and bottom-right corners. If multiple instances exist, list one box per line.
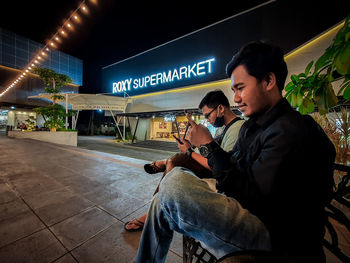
left=208, top=99, right=335, bottom=262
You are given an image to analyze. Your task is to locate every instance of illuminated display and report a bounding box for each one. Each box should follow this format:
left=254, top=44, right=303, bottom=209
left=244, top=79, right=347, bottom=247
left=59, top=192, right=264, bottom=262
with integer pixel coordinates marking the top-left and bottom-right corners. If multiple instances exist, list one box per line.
left=112, top=58, right=215, bottom=94
left=164, top=115, right=176, bottom=122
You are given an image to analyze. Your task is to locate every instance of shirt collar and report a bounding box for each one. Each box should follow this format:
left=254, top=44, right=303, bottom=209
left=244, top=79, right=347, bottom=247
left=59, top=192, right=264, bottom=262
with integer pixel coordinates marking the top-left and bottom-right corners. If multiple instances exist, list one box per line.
left=251, top=98, right=292, bottom=129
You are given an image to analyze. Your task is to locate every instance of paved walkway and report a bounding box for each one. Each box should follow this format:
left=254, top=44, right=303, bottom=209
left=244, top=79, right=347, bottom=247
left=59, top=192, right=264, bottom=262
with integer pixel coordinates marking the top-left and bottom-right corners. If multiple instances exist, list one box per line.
left=1, top=134, right=349, bottom=263
left=77, top=136, right=177, bottom=162
left=0, top=135, right=181, bottom=263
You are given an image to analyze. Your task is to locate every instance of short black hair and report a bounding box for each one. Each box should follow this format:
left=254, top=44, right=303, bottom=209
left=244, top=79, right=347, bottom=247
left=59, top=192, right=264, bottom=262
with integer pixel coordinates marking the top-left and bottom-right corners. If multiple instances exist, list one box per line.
left=198, top=89, right=230, bottom=109
left=225, top=41, right=288, bottom=91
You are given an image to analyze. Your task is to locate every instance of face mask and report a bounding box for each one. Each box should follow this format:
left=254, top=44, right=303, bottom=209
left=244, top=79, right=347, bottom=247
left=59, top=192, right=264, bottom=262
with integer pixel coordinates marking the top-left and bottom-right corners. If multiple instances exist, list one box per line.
left=213, top=115, right=225, bottom=127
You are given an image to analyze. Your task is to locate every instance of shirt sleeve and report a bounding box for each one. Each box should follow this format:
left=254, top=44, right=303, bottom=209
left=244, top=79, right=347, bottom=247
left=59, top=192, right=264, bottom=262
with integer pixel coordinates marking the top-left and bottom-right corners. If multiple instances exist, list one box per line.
left=220, top=120, right=245, bottom=152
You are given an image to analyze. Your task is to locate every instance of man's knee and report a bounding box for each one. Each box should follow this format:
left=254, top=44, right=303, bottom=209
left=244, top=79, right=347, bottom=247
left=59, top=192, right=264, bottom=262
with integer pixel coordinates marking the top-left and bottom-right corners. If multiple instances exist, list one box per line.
left=159, top=167, right=194, bottom=200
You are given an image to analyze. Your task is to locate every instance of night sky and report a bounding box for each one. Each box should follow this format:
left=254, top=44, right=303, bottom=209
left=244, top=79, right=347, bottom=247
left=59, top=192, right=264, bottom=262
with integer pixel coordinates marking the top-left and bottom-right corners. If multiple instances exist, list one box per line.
left=0, top=0, right=268, bottom=92
left=1, top=0, right=348, bottom=94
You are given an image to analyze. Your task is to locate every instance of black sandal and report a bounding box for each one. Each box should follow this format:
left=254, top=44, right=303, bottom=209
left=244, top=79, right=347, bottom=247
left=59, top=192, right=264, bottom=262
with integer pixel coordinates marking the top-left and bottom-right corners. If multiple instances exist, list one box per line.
left=124, top=218, right=144, bottom=232
left=144, top=162, right=164, bottom=174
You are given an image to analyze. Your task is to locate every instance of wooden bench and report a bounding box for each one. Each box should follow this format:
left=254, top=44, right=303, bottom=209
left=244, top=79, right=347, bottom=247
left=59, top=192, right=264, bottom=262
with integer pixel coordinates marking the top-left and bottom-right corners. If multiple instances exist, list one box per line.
left=183, top=163, right=350, bottom=263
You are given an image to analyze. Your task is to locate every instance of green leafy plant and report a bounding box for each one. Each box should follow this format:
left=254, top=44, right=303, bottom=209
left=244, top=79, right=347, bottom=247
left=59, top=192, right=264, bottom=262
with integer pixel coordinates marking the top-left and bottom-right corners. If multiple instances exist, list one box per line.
left=33, top=67, right=75, bottom=130
left=285, top=14, right=350, bottom=114
left=34, top=104, right=66, bottom=130
left=25, top=116, right=36, bottom=131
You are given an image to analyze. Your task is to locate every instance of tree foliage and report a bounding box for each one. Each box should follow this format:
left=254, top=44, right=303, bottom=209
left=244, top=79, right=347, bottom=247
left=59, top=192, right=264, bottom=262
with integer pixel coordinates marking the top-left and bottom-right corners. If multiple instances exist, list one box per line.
left=33, top=67, right=72, bottom=104
left=33, top=67, right=75, bottom=130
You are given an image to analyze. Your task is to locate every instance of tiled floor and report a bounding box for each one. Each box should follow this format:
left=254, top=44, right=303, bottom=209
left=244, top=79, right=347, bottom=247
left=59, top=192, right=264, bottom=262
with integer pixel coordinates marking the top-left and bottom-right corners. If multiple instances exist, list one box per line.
left=1, top=135, right=348, bottom=263
left=0, top=135, right=181, bottom=263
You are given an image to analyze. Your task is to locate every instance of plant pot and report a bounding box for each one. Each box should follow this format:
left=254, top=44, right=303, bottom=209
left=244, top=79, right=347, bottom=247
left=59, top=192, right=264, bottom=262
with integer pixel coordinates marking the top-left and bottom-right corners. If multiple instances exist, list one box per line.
left=50, top=128, right=57, bottom=132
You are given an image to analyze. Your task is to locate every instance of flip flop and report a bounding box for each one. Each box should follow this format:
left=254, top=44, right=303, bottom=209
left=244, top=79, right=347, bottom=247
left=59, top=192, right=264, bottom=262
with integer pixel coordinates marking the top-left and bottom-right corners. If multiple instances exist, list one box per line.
left=124, top=218, right=145, bottom=232
left=144, top=161, right=164, bottom=174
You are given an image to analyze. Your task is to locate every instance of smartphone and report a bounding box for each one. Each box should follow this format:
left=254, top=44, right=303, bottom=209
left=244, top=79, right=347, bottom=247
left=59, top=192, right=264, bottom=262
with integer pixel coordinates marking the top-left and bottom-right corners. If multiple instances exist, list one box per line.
left=172, top=132, right=183, bottom=144
left=183, top=124, right=189, bottom=139
left=183, top=109, right=190, bottom=139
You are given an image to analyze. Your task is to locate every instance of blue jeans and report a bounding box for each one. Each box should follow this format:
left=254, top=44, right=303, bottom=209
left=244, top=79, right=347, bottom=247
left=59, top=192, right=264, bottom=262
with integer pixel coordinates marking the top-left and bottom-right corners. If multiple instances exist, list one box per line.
left=135, top=167, right=271, bottom=263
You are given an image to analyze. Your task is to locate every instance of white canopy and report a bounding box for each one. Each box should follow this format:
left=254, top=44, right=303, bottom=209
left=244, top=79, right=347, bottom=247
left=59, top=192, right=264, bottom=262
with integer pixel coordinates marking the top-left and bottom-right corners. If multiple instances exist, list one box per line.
left=29, top=93, right=133, bottom=111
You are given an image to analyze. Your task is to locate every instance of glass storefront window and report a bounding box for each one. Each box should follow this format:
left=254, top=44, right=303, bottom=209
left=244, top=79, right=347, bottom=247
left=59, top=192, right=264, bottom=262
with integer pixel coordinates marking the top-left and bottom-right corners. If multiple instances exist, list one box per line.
left=149, top=114, right=217, bottom=142
left=0, top=110, right=8, bottom=130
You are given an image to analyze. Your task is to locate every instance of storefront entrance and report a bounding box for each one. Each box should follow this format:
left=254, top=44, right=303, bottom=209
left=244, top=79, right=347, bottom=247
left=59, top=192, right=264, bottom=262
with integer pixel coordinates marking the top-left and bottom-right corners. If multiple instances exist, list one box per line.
left=150, top=114, right=216, bottom=142
left=0, top=110, right=8, bottom=131
left=150, top=116, right=188, bottom=141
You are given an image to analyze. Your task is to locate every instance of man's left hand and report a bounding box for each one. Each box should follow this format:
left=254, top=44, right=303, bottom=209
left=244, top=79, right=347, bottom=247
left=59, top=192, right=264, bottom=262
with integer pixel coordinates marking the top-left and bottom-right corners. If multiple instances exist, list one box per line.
left=177, top=136, right=191, bottom=154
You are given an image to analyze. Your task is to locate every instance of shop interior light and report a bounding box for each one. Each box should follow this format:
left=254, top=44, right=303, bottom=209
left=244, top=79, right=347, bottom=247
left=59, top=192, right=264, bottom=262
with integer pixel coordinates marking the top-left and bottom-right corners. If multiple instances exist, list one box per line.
left=0, top=0, right=92, bottom=98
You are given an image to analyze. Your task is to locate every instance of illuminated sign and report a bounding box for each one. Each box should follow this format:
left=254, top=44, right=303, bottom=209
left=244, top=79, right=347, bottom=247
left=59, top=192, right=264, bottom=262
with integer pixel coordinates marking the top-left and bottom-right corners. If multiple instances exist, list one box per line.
left=164, top=115, right=176, bottom=122
left=112, top=58, right=215, bottom=94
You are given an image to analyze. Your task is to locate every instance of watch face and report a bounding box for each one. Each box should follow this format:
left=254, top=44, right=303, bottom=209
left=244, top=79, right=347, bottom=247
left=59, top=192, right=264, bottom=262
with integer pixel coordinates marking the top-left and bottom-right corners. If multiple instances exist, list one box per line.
left=199, top=146, right=210, bottom=157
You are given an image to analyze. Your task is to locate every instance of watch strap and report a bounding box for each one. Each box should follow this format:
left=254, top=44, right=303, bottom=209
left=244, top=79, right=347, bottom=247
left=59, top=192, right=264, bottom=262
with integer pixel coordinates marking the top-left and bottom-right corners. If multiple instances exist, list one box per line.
left=199, top=140, right=220, bottom=158
left=186, top=148, right=194, bottom=157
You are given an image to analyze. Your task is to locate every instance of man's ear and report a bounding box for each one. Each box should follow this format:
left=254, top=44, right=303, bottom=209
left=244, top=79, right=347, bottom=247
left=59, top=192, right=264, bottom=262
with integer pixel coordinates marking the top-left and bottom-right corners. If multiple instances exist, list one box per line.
left=265, top=72, right=276, bottom=91
left=218, top=104, right=224, bottom=114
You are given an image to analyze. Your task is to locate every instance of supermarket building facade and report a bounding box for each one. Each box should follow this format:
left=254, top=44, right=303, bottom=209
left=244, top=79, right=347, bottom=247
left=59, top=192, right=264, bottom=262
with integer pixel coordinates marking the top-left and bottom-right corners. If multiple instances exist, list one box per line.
left=100, top=1, right=347, bottom=142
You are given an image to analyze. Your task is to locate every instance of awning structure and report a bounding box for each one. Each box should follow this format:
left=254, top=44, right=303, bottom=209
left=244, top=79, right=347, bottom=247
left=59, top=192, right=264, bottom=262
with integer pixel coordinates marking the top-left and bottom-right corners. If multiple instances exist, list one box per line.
left=29, top=93, right=133, bottom=111
left=29, top=93, right=133, bottom=141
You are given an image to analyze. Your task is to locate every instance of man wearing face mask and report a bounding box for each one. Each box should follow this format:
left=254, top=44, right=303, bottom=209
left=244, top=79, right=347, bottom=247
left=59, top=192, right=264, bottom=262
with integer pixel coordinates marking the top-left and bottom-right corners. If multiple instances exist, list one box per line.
left=180, top=89, right=245, bottom=170
left=124, top=90, right=245, bottom=232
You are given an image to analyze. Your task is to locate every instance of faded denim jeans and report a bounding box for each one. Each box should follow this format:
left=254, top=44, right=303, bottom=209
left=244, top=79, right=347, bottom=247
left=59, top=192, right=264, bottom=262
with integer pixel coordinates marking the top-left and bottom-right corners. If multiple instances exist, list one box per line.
left=135, top=167, right=271, bottom=263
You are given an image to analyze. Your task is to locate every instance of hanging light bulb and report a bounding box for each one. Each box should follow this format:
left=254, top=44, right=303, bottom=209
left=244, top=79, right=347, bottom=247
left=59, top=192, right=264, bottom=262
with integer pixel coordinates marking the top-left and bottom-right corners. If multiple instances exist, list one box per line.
left=0, top=0, right=93, bottom=98
left=81, top=5, right=88, bottom=13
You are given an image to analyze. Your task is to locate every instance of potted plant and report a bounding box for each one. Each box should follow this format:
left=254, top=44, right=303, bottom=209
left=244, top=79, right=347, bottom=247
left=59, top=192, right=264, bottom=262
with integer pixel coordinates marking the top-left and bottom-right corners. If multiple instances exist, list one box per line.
left=25, top=116, right=36, bottom=131
left=284, top=14, right=350, bottom=115
left=33, top=67, right=75, bottom=131
left=284, top=14, right=350, bottom=165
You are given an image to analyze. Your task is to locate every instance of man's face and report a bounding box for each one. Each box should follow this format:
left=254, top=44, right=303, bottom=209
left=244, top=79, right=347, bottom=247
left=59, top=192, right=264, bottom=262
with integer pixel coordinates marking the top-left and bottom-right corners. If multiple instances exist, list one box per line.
left=230, top=65, right=269, bottom=117
left=201, top=105, right=219, bottom=126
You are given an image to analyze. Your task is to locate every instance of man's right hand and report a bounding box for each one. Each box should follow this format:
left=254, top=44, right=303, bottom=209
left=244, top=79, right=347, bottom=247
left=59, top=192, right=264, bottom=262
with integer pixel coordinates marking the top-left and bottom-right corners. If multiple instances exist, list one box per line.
left=186, top=113, right=213, bottom=147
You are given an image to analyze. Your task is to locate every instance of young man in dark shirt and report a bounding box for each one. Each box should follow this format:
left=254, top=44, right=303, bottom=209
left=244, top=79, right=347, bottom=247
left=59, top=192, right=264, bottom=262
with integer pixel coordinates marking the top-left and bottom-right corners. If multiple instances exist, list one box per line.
left=135, top=41, right=335, bottom=263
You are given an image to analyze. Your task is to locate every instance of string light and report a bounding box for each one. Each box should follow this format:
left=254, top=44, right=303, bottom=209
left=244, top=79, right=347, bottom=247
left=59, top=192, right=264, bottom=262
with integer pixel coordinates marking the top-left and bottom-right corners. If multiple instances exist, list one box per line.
left=0, top=0, right=92, bottom=98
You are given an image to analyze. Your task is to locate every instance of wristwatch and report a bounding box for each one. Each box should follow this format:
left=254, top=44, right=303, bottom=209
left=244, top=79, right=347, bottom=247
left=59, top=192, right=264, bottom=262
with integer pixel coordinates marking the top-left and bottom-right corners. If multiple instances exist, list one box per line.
left=186, top=148, right=194, bottom=157
left=199, top=141, right=219, bottom=158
